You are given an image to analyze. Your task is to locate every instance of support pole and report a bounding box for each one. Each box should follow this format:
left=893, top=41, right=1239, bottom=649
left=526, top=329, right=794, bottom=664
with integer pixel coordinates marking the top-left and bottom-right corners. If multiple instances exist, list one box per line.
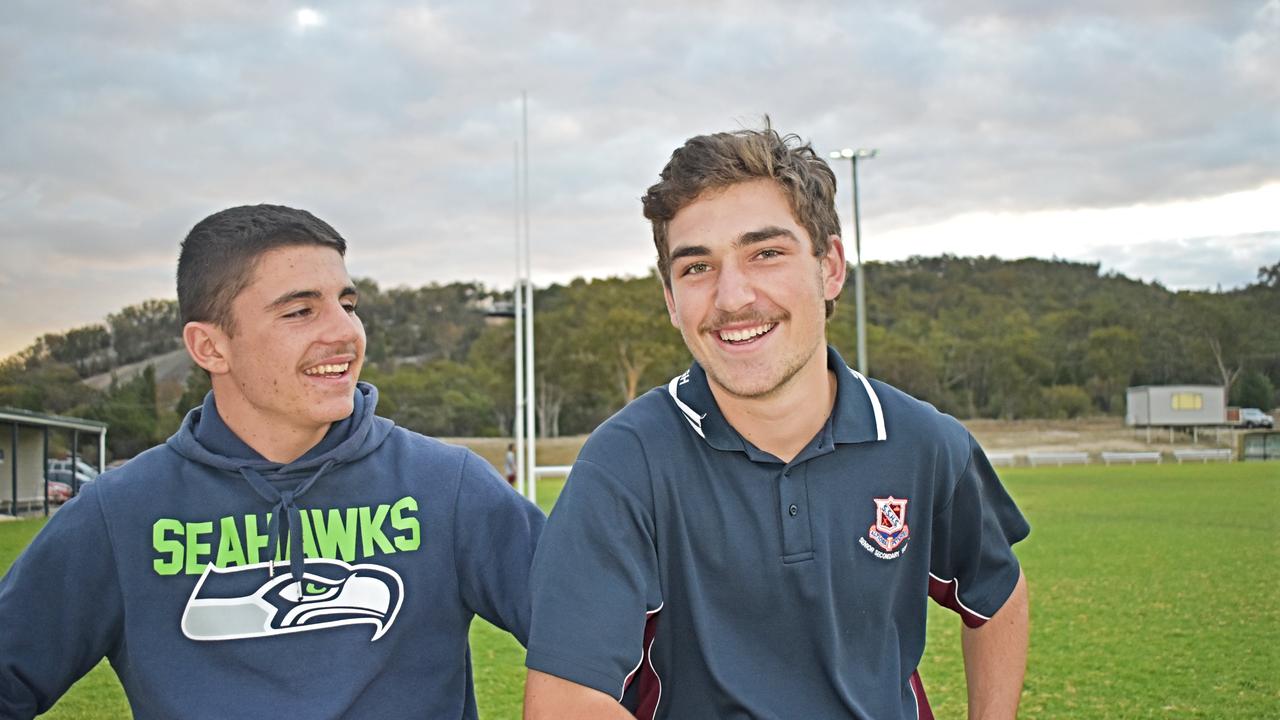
left=43, top=426, right=49, bottom=517
left=521, top=91, right=538, bottom=507
left=513, top=140, right=526, bottom=499
left=71, top=429, right=80, bottom=496
left=9, top=423, right=16, bottom=516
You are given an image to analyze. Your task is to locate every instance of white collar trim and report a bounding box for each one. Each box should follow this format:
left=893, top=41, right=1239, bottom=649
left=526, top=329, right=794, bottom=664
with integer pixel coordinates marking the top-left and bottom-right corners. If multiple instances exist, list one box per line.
left=667, top=372, right=706, bottom=438
left=847, top=367, right=887, bottom=441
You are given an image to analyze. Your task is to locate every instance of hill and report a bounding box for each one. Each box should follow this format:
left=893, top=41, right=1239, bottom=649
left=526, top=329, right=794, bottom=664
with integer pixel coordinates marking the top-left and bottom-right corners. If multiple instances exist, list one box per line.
left=2, top=256, right=1276, bottom=459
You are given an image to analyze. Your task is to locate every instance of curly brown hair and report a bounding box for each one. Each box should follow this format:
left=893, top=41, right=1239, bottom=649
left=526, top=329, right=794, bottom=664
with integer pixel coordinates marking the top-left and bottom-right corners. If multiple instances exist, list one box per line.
left=641, top=120, right=843, bottom=317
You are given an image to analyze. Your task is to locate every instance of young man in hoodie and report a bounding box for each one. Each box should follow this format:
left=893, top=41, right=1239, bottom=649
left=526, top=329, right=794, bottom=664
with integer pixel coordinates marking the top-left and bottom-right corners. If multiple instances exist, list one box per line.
left=524, top=126, right=1030, bottom=719
left=0, top=204, right=545, bottom=719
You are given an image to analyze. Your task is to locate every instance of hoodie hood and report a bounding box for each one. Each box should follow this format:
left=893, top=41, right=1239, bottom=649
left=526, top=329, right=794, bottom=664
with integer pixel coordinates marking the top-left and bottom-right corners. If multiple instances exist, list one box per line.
left=168, top=381, right=393, bottom=474
left=166, top=381, right=395, bottom=589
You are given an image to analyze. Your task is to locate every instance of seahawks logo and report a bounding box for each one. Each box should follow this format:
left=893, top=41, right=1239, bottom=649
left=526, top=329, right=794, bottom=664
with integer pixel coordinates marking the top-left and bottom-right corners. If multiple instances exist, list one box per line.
left=181, top=559, right=404, bottom=642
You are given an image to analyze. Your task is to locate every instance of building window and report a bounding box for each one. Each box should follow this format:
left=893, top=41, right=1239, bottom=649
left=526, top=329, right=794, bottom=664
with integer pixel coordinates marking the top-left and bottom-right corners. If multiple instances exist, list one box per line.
left=1171, top=393, right=1203, bottom=411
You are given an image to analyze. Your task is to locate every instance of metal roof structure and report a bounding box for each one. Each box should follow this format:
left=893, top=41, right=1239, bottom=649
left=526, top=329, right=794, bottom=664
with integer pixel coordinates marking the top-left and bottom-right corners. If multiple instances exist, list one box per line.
left=2, top=408, right=107, bottom=515
left=0, top=407, right=108, bottom=434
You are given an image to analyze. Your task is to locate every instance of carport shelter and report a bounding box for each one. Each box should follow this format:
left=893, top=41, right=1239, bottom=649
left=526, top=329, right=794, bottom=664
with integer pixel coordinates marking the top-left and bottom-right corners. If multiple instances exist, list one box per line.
left=0, top=407, right=107, bottom=516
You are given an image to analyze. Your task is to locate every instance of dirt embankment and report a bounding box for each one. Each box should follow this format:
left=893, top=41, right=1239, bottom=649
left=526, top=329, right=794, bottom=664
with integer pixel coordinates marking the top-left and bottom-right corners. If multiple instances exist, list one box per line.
left=456, top=417, right=1242, bottom=472
left=961, top=417, right=1237, bottom=454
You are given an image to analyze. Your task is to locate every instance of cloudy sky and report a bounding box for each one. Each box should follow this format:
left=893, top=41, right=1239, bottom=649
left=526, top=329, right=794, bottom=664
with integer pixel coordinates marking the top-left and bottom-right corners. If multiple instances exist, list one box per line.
left=2, top=0, right=1277, bottom=357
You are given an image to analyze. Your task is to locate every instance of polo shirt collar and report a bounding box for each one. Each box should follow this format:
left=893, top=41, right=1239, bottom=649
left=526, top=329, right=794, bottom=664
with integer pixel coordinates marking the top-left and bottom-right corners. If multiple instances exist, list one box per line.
left=827, top=345, right=888, bottom=444
left=666, top=345, right=887, bottom=455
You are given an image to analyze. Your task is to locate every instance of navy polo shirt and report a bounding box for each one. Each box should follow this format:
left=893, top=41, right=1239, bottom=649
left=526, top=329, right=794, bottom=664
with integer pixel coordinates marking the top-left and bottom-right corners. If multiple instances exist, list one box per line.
left=527, top=347, right=1029, bottom=720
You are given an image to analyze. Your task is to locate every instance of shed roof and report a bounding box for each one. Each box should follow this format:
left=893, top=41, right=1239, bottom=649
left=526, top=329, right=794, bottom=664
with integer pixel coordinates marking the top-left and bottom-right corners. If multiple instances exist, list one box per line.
left=0, top=407, right=108, bottom=434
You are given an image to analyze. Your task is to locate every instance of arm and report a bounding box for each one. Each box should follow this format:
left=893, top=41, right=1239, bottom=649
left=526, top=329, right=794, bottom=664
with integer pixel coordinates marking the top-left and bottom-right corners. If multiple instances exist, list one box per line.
left=522, top=448, right=660, bottom=719
left=0, top=486, right=122, bottom=718
left=524, top=670, right=634, bottom=720
left=453, top=451, right=546, bottom=645
left=961, top=569, right=1028, bottom=720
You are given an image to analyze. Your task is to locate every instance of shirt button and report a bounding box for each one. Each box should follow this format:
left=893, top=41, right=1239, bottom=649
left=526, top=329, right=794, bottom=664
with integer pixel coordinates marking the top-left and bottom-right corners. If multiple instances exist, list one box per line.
left=789, top=504, right=798, bottom=517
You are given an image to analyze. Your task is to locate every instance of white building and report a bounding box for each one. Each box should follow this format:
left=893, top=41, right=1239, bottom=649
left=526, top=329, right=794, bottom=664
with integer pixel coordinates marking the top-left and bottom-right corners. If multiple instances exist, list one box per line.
left=1125, top=385, right=1227, bottom=427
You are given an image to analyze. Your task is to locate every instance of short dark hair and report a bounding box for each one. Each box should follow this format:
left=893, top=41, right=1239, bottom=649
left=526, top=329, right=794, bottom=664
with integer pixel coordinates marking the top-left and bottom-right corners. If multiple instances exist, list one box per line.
left=177, top=204, right=347, bottom=333
left=641, top=120, right=842, bottom=317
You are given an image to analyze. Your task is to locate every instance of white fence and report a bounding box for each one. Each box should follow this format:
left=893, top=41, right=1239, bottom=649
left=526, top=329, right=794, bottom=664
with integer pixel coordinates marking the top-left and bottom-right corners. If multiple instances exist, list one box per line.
left=986, top=449, right=1235, bottom=467
left=986, top=453, right=1017, bottom=467
left=1172, top=449, right=1233, bottom=464
left=1100, top=451, right=1162, bottom=465
left=1026, top=452, right=1091, bottom=467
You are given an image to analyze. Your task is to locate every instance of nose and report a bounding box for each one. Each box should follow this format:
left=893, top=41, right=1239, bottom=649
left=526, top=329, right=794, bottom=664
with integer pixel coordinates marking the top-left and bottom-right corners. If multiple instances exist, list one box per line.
left=318, top=300, right=365, bottom=348
left=714, top=259, right=755, bottom=314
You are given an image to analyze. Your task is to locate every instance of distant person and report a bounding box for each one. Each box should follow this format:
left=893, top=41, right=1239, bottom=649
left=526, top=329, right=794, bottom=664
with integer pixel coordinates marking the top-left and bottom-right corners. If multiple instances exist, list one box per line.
left=524, top=124, right=1030, bottom=719
left=505, top=442, right=518, bottom=486
left=0, top=204, right=545, bottom=719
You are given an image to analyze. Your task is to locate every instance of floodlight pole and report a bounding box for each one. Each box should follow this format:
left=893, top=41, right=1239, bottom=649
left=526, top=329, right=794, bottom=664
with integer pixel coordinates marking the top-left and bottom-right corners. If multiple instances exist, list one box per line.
left=828, top=148, right=877, bottom=375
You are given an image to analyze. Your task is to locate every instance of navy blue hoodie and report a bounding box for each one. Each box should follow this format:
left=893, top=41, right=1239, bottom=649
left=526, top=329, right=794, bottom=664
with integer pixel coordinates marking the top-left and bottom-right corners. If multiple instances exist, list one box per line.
left=0, top=382, right=545, bottom=719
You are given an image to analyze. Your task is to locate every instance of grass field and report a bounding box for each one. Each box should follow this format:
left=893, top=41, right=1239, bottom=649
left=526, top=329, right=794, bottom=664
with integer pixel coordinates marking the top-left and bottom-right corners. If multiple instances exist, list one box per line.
left=3, top=464, right=1276, bottom=719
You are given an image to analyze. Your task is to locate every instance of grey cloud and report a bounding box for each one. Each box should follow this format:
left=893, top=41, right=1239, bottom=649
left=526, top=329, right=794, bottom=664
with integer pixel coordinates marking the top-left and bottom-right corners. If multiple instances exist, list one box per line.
left=1091, top=231, right=1280, bottom=290
left=0, top=0, right=1276, bottom=355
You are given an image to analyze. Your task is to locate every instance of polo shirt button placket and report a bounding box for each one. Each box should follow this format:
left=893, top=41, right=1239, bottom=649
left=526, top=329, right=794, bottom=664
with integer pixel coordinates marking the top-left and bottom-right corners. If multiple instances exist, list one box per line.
left=779, top=465, right=814, bottom=563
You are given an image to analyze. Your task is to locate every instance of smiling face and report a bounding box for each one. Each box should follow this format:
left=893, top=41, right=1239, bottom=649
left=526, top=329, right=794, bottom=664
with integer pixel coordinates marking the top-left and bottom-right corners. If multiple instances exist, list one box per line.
left=663, top=179, right=846, bottom=403
left=209, top=245, right=365, bottom=454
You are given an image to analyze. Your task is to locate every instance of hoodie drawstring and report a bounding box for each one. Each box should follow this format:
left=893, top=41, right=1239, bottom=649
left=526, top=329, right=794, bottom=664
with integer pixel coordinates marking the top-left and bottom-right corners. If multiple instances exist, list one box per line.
left=239, top=459, right=337, bottom=596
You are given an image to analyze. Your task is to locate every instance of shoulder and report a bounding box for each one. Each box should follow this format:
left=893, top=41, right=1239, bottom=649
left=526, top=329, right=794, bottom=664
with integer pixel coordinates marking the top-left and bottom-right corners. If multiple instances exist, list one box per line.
left=91, top=442, right=184, bottom=493
left=381, top=425, right=471, bottom=464
left=381, top=426, right=512, bottom=489
left=871, top=379, right=971, bottom=454
left=587, top=386, right=683, bottom=446
left=578, top=387, right=684, bottom=468
left=561, top=386, right=697, bottom=513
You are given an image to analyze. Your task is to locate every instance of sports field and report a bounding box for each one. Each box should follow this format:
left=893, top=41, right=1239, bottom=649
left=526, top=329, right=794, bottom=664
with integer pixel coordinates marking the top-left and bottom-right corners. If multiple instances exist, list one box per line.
left=2, top=463, right=1276, bottom=719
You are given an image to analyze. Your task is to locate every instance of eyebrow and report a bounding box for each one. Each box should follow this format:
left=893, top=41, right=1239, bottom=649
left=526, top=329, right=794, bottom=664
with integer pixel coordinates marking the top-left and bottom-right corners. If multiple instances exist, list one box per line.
left=669, top=226, right=799, bottom=263
left=738, top=226, right=798, bottom=247
left=265, top=285, right=359, bottom=311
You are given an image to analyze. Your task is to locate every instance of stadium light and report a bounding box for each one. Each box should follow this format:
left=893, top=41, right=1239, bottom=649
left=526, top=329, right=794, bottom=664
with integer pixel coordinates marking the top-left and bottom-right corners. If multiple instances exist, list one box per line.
left=827, top=147, right=877, bottom=375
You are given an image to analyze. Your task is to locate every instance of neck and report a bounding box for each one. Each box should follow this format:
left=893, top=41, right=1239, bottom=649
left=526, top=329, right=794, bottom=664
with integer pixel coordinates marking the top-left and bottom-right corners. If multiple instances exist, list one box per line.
left=711, top=348, right=836, bottom=463
left=211, top=391, right=330, bottom=464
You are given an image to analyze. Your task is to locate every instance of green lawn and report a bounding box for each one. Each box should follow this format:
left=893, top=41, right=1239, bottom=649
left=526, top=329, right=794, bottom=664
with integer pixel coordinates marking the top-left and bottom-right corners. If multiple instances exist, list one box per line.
left=4, top=467, right=1278, bottom=719
left=920, top=463, right=1279, bottom=719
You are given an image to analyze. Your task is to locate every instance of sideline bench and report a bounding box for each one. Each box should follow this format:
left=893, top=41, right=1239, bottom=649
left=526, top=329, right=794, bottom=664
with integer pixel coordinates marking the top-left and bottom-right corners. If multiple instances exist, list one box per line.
left=1027, top=451, right=1090, bottom=467
left=1172, top=449, right=1233, bottom=464
left=986, top=452, right=1017, bottom=467
left=1100, top=451, right=1162, bottom=465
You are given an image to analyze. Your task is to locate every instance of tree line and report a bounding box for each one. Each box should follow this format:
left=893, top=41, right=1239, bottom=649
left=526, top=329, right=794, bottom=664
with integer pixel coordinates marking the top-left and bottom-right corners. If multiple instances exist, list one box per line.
left=2, top=256, right=1276, bottom=460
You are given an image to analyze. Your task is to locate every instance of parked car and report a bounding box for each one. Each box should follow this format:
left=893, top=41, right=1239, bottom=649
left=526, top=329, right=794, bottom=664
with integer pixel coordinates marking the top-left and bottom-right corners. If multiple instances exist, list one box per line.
left=1240, top=408, right=1275, bottom=429
left=45, top=468, right=95, bottom=489
left=45, top=480, right=72, bottom=504
left=47, top=458, right=100, bottom=480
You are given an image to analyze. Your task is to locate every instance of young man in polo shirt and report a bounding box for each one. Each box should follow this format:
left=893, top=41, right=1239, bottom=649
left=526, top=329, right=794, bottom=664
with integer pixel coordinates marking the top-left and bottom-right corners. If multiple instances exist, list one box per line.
left=524, top=125, right=1030, bottom=719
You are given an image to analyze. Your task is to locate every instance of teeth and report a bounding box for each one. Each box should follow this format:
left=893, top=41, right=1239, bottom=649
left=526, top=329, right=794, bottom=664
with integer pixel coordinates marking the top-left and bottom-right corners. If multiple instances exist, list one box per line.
left=718, top=323, right=775, bottom=343
left=304, top=362, right=350, bottom=376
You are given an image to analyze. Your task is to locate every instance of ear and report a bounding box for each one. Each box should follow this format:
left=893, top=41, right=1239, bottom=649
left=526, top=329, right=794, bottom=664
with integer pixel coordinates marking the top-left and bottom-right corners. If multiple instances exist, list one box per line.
left=663, top=281, right=680, bottom=329
left=821, top=235, right=848, bottom=301
left=183, top=321, right=231, bottom=375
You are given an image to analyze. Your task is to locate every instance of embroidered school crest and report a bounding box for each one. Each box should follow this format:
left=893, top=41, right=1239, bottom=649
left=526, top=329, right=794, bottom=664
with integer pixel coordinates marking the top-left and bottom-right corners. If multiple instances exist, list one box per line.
left=869, top=496, right=910, bottom=552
